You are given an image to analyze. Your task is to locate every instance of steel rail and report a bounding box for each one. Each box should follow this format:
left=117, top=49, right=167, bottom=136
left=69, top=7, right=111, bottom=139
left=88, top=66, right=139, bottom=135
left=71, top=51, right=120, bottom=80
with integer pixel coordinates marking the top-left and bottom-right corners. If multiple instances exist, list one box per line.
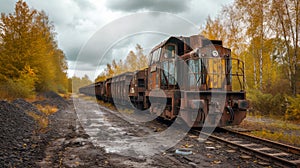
left=191, top=129, right=300, bottom=168
left=219, top=127, right=300, bottom=155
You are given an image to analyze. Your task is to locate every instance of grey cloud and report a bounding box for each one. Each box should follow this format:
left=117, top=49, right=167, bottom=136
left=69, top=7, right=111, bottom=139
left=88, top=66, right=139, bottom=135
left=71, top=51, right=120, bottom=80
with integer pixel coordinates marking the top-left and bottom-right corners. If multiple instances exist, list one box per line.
left=73, top=0, right=95, bottom=11
left=70, top=60, right=96, bottom=71
left=65, top=47, right=81, bottom=62
left=106, top=0, right=189, bottom=13
left=73, top=12, right=199, bottom=76
left=0, top=0, right=234, bottom=79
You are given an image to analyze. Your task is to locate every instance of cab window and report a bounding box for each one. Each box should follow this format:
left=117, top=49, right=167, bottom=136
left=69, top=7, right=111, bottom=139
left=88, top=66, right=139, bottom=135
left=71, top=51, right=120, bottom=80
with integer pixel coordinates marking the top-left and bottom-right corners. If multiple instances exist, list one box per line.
left=151, top=48, right=161, bottom=65
left=164, top=45, right=176, bottom=58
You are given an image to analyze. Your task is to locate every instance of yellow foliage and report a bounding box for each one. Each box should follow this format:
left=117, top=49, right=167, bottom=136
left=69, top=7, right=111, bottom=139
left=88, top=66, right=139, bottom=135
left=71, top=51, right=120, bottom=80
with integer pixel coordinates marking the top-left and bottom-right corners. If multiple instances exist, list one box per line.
left=35, top=104, right=58, bottom=116
left=27, top=111, right=49, bottom=131
left=0, top=67, right=37, bottom=99
left=285, top=95, right=300, bottom=121
left=95, top=44, right=148, bottom=82
left=27, top=104, right=58, bottom=132
left=0, top=0, right=68, bottom=97
left=251, top=130, right=300, bottom=147
left=239, top=118, right=300, bottom=146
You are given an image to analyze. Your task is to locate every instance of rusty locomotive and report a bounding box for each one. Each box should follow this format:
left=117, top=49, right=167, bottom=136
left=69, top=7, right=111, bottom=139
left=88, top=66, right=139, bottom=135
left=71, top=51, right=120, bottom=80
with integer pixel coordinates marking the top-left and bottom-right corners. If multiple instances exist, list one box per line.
left=79, top=35, right=249, bottom=127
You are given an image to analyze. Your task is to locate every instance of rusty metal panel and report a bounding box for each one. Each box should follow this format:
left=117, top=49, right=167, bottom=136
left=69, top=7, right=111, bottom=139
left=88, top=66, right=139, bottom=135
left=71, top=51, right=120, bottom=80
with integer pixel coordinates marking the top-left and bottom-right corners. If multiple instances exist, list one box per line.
left=190, top=35, right=203, bottom=49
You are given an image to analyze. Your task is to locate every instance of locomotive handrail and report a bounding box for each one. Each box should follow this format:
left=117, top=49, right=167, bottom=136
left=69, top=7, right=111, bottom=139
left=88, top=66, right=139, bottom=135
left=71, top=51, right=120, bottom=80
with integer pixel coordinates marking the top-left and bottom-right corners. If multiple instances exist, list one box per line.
left=186, top=57, right=245, bottom=91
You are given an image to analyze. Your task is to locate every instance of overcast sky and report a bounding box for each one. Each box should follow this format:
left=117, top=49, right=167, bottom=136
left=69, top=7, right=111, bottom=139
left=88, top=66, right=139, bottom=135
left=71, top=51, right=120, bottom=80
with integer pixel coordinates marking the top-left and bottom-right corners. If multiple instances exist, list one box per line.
left=0, top=0, right=234, bottom=80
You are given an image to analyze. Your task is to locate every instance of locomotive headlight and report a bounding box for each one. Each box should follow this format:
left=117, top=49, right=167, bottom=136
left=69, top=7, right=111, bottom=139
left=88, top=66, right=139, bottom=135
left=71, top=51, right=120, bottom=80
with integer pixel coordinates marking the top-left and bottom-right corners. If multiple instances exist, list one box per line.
left=130, top=87, right=135, bottom=93
left=212, top=50, right=219, bottom=57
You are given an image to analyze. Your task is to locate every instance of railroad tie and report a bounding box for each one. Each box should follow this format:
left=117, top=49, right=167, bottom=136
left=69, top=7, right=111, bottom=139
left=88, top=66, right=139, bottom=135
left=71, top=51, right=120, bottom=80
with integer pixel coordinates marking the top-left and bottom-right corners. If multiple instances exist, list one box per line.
left=252, top=147, right=272, bottom=151
left=239, top=143, right=257, bottom=147
left=291, top=159, right=300, bottom=168
left=291, top=159, right=300, bottom=164
left=230, top=141, right=243, bottom=144
left=268, top=152, right=291, bottom=157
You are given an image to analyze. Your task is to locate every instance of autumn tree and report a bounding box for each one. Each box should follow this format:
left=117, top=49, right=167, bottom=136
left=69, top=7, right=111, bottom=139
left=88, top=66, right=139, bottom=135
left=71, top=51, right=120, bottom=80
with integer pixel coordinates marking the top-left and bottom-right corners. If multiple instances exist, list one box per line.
left=95, top=44, right=148, bottom=82
left=125, top=44, right=148, bottom=72
left=0, top=0, right=68, bottom=98
left=135, top=44, right=148, bottom=70
left=236, top=0, right=272, bottom=90
left=95, top=72, right=106, bottom=82
left=201, top=16, right=226, bottom=42
left=125, top=51, right=138, bottom=72
left=70, top=75, right=92, bottom=93
left=271, top=0, right=300, bottom=95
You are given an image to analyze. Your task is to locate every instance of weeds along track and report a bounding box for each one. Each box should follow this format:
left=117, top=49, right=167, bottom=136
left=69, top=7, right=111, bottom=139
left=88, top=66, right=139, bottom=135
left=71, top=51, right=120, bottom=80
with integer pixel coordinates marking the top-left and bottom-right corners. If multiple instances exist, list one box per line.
left=191, top=128, right=300, bottom=168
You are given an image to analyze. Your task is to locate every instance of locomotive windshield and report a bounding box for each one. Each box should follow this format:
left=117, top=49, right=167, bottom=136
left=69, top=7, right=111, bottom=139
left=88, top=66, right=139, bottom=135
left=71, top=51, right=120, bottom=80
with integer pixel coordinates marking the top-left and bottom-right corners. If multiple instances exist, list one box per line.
left=165, top=45, right=176, bottom=58
left=188, top=59, right=201, bottom=88
left=188, top=57, right=227, bottom=90
left=161, top=60, right=176, bottom=87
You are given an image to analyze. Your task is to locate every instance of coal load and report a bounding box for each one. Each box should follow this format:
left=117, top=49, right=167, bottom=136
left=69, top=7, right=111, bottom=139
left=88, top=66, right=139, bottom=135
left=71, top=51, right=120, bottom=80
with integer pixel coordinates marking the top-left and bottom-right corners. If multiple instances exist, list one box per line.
left=34, top=91, right=69, bottom=109
left=12, top=98, right=46, bottom=117
left=0, top=101, right=38, bottom=167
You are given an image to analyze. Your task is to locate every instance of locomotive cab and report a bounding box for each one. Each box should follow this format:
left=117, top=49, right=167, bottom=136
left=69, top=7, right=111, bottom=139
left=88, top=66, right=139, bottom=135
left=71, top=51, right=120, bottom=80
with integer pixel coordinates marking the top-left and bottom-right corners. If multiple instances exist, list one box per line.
left=146, top=35, right=249, bottom=127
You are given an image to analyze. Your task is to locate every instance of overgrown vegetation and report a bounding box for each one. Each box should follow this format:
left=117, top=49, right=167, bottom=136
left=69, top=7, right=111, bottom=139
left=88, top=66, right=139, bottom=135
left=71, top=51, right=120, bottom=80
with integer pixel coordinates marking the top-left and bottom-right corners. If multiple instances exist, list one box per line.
left=248, top=90, right=300, bottom=121
left=0, top=67, right=37, bottom=99
left=247, top=90, right=286, bottom=116
left=27, top=104, right=58, bottom=132
left=27, top=112, right=49, bottom=132
left=285, top=95, right=300, bottom=121
left=35, top=104, right=58, bottom=116
left=69, top=75, right=93, bottom=93
left=252, top=130, right=300, bottom=147
left=239, top=119, right=300, bottom=146
left=0, top=0, right=68, bottom=99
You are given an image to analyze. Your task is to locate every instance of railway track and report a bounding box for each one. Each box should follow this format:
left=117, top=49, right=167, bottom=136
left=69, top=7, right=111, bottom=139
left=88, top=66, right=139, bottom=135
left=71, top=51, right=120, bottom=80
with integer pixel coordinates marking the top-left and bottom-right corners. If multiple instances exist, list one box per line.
left=80, top=97, right=300, bottom=167
left=191, top=128, right=300, bottom=168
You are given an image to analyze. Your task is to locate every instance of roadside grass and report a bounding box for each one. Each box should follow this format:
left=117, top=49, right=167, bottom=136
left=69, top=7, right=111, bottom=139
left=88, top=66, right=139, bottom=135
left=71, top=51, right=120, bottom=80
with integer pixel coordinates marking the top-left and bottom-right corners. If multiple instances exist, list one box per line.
left=27, top=112, right=49, bottom=132
left=96, top=99, right=136, bottom=115
left=97, top=100, right=117, bottom=111
left=28, top=104, right=58, bottom=133
left=58, top=93, right=72, bottom=100
left=118, top=108, right=134, bottom=115
left=79, top=95, right=98, bottom=102
left=239, top=114, right=300, bottom=147
left=251, top=130, right=300, bottom=146
left=25, top=95, right=46, bottom=103
left=35, top=104, right=58, bottom=116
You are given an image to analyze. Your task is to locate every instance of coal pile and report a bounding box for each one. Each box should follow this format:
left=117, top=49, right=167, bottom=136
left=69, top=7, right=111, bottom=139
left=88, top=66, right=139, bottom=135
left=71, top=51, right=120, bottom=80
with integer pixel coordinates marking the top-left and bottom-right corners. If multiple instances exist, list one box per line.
left=0, top=101, right=40, bottom=167
left=34, top=91, right=70, bottom=109
left=13, top=98, right=45, bottom=117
